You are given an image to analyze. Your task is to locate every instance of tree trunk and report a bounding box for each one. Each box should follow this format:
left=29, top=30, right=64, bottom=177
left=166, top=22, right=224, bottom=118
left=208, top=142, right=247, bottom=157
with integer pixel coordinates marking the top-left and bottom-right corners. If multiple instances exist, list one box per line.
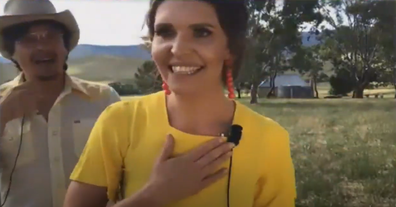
left=236, top=87, right=241, bottom=99
left=393, top=67, right=396, bottom=99
left=353, top=86, right=365, bottom=98
left=250, top=82, right=259, bottom=104
left=310, top=76, right=319, bottom=98
left=266, top=73, right=277, bottom=98
left=314, top=77, right=319, bottom=98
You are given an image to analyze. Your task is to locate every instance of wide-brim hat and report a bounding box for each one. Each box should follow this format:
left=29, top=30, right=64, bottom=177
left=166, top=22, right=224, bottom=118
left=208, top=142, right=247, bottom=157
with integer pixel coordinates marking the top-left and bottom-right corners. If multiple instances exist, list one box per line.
left=0, top=0, right=80, bottom=59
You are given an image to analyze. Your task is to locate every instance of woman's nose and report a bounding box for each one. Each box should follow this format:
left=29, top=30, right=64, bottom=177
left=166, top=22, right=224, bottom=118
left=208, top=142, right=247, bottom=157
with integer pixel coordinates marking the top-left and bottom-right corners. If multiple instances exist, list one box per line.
left=170, top=35, right=193, bottom=57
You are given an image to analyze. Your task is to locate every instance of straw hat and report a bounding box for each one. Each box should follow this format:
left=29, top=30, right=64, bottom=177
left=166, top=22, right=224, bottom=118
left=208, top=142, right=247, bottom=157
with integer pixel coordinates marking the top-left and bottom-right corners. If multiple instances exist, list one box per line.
left=0, top=0, right=80, bottom=59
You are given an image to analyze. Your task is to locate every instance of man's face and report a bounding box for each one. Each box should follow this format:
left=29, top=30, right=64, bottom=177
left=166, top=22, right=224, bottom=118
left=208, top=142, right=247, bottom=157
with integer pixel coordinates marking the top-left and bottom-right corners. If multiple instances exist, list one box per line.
left=13, top=23, right=68, bottom=81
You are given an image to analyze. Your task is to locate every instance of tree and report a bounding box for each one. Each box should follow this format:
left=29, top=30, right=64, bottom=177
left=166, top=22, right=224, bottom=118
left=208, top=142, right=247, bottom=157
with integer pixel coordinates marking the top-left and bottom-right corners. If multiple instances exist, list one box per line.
left=367, top=0, right=396, bottom=98
left=328, top=69, right=355, bottom=96
left=290, top=46, right=324, bottom=98
left=318, top=0, right=389, bottom=98
left=134, top=60, right=163, bottom=94
left=240, top=0, right=323, bottom=104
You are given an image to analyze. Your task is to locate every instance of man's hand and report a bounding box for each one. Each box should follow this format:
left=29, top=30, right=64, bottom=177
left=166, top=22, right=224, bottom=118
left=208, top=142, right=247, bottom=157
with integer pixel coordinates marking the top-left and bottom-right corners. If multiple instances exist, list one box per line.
left=0, top=81, right=41, bottom=124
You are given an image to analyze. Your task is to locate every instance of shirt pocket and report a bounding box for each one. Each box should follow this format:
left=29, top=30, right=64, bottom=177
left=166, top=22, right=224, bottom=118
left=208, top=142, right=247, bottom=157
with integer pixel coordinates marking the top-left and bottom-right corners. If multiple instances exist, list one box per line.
left=0, top=122, right=36, bottom=169
left=72, top=119, right=96, bottom=156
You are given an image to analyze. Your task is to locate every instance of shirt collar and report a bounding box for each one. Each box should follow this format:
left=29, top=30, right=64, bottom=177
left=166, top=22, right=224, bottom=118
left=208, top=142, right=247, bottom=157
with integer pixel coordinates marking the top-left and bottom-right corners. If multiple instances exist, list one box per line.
left=6, top=73, right=91, bottom=99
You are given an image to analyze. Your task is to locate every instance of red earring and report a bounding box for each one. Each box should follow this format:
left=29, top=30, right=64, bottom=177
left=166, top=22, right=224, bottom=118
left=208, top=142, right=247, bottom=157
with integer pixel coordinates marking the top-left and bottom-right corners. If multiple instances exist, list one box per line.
left=225, top=60, right=235, bottom=99
left=162, top=82, right=171, bottom=95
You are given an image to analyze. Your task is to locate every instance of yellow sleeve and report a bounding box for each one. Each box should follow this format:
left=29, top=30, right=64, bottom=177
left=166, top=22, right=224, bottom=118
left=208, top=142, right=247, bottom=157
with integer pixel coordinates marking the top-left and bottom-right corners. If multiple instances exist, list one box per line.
left=70, top=102, right=130, bottom=202
left=254, top=127, right=296, bottom=207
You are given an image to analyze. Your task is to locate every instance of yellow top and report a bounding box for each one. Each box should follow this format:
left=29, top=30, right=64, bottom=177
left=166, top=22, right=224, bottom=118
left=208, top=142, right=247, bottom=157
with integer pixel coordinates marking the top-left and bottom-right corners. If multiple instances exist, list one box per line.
left=70, top=91, right=296, bottom=207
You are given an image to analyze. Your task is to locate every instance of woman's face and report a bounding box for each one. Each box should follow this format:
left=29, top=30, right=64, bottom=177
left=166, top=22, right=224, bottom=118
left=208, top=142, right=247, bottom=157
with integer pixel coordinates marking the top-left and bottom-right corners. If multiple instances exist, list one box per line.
left=151, top=0, right=231, bottom=95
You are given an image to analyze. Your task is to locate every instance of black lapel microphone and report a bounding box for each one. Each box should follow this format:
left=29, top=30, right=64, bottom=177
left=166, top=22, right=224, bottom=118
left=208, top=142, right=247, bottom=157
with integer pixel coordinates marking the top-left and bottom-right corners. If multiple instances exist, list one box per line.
left=227, top=124, right=243, bottom=146
left=225, top=124, right=243, bottom=207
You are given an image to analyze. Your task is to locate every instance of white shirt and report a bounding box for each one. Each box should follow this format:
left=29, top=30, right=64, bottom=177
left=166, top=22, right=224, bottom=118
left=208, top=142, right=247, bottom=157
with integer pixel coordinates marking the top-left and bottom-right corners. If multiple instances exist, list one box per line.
left=0, top=74, right=121, bottom=207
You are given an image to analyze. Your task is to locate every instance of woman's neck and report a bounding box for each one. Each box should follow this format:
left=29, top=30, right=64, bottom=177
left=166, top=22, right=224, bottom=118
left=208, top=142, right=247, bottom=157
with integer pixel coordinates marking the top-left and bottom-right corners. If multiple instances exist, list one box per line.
left=166, top=90, right=235, bottom=136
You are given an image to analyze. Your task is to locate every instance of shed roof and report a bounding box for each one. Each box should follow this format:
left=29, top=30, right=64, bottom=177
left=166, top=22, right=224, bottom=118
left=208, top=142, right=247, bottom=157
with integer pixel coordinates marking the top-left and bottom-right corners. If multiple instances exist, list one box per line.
left=259, top=74, right=309, bottom=87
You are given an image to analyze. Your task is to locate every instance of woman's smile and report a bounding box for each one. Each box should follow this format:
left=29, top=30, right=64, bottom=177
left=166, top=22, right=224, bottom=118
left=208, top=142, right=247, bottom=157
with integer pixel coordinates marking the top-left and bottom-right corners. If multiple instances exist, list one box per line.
left=170, top=65, right=204, bottom=75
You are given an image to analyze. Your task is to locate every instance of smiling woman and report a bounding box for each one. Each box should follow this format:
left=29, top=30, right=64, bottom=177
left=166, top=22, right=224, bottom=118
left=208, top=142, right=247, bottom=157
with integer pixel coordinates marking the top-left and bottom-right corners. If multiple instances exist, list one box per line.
left=64, top=1, right=296, bottom=207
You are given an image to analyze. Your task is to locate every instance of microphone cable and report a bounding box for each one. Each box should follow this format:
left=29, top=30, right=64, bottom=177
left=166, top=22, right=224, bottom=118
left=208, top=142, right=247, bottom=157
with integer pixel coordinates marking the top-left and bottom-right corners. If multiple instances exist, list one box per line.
left=1, top=115, right=25, bottom=207
left=226, top=154, right=233, bottom=207
left=224, top=124, right=242, bottom=207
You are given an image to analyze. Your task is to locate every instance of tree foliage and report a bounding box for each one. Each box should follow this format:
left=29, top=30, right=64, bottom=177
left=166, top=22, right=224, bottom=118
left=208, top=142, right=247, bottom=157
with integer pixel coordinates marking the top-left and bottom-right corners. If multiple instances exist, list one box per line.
left=240, top=0, right=323, bottom=103
left=133, top=0, right=396, bottom=99
left=318, top=0, right=395, bottom=98
left=134, top=60, right=163, bottom=94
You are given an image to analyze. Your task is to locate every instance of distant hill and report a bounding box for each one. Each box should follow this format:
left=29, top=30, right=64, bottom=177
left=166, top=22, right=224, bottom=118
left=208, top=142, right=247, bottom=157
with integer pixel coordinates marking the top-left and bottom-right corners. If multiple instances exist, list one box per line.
left=66, top=56, right=145, bottom=83
left=0, top=55, right=145, bottom=84
left=0, top=32, right=320, bottom=63
left=0, top=44, right=151, bottom=63
left=68, top=44, right=151, bottom=60
left=0, top=32, right=322, bottom=84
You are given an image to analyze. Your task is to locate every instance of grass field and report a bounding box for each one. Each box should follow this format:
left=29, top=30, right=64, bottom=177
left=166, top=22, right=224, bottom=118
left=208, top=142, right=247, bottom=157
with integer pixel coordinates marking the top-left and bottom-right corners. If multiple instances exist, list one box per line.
left=122, top=96, right=396, bottom=207
left=246, top=98, right=396, bottom=207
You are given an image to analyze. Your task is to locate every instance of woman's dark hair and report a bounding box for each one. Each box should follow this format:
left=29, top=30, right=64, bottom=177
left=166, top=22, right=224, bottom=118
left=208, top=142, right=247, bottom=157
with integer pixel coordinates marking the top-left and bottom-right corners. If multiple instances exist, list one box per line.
left=146, top=0, right=249, bottom=83
left=1, top=19, right=71, bottom=71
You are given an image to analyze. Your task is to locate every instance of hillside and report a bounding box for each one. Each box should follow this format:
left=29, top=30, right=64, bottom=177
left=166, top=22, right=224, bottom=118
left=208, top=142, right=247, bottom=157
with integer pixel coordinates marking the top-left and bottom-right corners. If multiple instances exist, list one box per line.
left=0, top=32, right=320, bottom=63
left=0, top=32, right=322, bottom=84
left=0, top=44, right=151, bottom=64
left=0, top=55, right=145, bottom=84
left=67, top=56, right=145, bottom=83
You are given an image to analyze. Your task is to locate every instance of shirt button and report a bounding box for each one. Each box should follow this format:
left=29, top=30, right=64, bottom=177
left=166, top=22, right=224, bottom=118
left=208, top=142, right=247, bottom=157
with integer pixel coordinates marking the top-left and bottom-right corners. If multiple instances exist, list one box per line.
left=52, top=131, right=58, bottom=136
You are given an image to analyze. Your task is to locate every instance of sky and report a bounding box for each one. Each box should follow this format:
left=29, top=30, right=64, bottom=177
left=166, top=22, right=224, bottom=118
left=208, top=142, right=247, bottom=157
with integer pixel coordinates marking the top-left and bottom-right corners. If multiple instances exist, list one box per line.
left=0, top=0, right=150, bottom=46
left=0, top=0, right=340, bottom=47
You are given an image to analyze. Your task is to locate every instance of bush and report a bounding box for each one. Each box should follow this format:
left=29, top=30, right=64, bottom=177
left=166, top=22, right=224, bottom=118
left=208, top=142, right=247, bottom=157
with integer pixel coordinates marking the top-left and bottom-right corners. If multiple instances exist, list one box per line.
left=109, top=82, right=142, bottom=96
left=329, top=70, right=355, bottom=96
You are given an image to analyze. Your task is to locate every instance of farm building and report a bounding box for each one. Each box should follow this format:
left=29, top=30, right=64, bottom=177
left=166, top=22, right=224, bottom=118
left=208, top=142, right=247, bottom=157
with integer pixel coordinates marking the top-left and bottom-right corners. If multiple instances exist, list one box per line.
left=258, top=74, right=313, bottom=98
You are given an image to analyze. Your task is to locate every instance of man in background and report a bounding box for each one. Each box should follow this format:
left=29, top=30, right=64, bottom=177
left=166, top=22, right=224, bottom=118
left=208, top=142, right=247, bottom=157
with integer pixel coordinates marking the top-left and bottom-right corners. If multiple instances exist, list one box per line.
left=0, top=0, right=120, bottom=206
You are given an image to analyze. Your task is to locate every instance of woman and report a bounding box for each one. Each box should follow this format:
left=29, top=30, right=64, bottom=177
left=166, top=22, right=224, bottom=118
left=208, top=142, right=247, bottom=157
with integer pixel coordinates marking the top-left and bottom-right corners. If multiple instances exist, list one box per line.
left=64, top=0, right=296, bottom=207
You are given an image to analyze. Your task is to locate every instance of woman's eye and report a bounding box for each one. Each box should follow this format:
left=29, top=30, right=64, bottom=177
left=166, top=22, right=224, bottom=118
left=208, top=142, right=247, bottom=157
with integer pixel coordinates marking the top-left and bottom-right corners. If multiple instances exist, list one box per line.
left=154, top=28, right=175, bottom=38
left=193, top=28, right=212, bottom=38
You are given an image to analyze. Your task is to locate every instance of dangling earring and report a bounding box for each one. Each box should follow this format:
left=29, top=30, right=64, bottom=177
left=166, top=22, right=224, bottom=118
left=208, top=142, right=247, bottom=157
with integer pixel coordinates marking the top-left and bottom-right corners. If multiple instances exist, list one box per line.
left=225, top=60, right=235, bottom=99
left=162, top=82, right=171, bottom=95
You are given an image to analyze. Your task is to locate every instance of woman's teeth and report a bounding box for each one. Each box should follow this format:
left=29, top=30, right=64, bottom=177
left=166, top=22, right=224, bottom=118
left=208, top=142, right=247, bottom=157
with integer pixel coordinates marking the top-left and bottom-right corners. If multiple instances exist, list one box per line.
left=171, top=66, right=202, bottom=75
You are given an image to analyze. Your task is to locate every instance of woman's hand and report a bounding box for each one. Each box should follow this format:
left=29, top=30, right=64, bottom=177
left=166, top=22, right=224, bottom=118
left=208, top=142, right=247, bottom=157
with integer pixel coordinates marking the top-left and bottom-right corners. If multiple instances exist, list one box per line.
left=144, top=134, right=234, bottom=205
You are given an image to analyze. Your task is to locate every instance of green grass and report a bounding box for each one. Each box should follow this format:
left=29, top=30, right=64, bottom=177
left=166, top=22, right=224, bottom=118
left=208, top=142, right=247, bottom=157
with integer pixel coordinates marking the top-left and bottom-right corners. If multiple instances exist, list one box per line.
left=122, top=96, right=396, bottom=207
left=247, top=98, right=396, bottom=207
